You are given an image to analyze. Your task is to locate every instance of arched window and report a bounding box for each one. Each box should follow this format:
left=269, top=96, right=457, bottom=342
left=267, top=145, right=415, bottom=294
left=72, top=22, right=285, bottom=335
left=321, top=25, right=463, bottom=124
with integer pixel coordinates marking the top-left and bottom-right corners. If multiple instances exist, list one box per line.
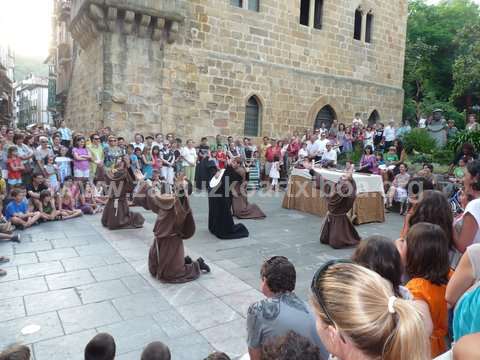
left=368, top=110, right=380, bottom=125
left=244, top=96, right=261, bottom=136
left=365, top=11, right=373, bottom=43
left=354, top=8, right=362, bottom=40
left=314, top=105, right=336, bottom=130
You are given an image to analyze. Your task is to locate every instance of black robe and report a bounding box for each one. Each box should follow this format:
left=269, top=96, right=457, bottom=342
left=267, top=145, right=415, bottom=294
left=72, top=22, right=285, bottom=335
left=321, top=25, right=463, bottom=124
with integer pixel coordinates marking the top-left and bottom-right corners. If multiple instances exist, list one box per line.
left=195, top=145, right=211, bottom=190
left=208, top=165, right=249, bottom=239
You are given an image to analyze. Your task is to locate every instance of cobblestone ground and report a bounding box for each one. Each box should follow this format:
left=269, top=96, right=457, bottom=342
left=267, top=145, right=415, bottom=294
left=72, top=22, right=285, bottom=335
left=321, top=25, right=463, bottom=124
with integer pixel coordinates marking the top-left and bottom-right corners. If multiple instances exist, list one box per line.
left=0, top=191, right=403, bottom=360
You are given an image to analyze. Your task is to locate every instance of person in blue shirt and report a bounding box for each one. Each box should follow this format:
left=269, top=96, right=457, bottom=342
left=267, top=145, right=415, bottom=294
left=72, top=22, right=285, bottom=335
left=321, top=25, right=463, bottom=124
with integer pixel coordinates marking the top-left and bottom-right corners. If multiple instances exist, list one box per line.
left=5, top=189, right=41, bottom=229
left=126, top=144, right=139, bottom=172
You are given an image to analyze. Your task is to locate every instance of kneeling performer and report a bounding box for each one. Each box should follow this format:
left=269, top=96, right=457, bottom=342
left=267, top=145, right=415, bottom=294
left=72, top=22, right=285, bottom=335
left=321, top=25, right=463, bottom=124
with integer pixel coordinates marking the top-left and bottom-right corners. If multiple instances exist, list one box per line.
left=134, top=171, right=210, bottom=283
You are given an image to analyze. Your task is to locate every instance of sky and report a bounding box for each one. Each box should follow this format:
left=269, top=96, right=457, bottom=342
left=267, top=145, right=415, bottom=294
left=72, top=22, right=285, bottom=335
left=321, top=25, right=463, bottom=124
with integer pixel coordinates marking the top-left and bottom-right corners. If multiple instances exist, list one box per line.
left=0, top=0, right=53, bottom=58
left=0, top=0, right=480, bottom=58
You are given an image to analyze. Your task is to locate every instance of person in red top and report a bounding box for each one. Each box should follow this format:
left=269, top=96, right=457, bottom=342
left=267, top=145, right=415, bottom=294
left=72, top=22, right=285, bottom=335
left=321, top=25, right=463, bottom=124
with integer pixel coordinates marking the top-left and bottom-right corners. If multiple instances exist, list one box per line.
left=265, top=140, right=281, bottom=179
left=287, top=136, right=301, bottom=165
left=216, top=145, right=227, bottom=169
left=7, top=147, right=24, bottom=186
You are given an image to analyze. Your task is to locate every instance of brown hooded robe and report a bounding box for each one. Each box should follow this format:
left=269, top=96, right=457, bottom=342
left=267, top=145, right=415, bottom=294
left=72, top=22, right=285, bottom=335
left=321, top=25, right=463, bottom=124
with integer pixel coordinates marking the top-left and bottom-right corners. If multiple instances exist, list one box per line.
left=319, top=176, right=361, bottom=249
left=135, top=185, right=201, bottom=283
left=98, top=167, right=145, bottom=230
left=231, top=166, right=266, bottom=219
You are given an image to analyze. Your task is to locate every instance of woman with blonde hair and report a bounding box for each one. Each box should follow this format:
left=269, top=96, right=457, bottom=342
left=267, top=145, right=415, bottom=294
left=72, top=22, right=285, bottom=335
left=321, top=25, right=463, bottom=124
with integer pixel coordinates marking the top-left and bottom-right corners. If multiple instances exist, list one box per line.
left=310, top=261, right=430, bottom=360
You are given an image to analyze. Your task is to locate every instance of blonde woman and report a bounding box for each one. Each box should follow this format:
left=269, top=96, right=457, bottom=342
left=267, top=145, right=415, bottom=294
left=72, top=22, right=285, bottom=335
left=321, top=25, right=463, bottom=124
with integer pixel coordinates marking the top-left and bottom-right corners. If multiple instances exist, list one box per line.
left=310, top=261, right=430, bottom=360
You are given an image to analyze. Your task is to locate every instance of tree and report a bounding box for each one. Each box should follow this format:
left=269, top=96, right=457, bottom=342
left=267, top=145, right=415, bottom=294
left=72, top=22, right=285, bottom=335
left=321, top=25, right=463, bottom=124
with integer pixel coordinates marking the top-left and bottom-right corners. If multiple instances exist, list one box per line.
left=403, top=0, right=480, bottom=122
left=451, top=24, right=480, bottom=109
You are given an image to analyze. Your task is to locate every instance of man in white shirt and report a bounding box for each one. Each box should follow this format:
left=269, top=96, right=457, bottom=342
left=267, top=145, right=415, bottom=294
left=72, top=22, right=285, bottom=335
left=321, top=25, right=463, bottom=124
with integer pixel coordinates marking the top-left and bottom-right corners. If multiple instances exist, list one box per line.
left=130, top=133, right=145, bottom=151
left=321, top=142, right=338, bottom=168
left=384, top=120, right=397, bottom=149
left=181, top=139, right=198, bottom=184
left=311, top=133, right=329, bottom=162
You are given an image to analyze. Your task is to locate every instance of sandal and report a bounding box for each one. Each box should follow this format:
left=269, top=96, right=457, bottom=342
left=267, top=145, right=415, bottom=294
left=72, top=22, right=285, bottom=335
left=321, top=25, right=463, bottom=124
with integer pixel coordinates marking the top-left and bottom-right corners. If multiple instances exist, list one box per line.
left=0, top=256, right=9, bottom=264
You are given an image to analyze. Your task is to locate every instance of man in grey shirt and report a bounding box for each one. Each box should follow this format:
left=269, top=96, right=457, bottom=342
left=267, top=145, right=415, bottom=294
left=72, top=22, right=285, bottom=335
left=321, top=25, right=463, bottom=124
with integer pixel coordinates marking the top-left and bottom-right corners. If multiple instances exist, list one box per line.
left=246, top=256, right=328, bottom=360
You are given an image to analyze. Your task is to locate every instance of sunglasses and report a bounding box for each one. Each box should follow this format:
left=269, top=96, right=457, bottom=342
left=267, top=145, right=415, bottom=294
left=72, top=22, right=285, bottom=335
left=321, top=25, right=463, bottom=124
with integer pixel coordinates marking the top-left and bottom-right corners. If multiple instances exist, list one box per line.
left=311, top=259, right=351, bottom=341
left=93, top=137, right=100, bottom=140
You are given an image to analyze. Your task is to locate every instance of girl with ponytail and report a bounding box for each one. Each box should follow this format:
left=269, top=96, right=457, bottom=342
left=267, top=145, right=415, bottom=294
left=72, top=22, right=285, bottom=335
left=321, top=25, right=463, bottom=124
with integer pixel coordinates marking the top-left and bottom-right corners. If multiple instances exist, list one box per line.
left=310, top=261, right=429, bottom=360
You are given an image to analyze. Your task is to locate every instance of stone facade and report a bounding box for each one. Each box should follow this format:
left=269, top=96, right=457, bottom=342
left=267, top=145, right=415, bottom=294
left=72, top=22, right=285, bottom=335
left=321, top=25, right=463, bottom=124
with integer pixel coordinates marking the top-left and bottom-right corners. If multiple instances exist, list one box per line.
left=60, top=0, right=408, bottom=140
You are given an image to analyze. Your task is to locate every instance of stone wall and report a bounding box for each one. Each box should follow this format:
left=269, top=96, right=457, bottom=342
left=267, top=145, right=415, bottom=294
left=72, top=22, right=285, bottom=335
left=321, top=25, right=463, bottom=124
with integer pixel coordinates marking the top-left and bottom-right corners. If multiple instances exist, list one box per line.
left=64, top=0, right=408, bottom=141
left=102, top=32, right=165, bottom=137
left=65, top=36, right=104, bottom=131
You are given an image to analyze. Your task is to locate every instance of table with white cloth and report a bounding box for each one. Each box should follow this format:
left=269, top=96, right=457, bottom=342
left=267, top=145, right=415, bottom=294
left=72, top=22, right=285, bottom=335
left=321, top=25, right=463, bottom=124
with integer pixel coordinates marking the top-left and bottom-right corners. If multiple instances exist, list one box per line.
left=282, top=168, right=385, bottom=224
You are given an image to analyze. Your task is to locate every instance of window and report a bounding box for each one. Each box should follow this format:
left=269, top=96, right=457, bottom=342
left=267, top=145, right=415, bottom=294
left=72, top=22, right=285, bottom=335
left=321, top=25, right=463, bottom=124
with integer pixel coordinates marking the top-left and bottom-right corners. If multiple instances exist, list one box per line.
left=245, top=96, right=261, bottom=136
left=354, top=8, right=362, bottom=40
left=368, top=110, right=380, bottom=125
left=365, top=11, right=373, bottom=43
left=314, top=105, right=336, bottom=130
left=313, top=0, right=323, bottom=29
left=231, top=0, right=259, bottom=11
left=248, top=0, right=259, bottom=11
left=300, top=0, right=310, bottom=26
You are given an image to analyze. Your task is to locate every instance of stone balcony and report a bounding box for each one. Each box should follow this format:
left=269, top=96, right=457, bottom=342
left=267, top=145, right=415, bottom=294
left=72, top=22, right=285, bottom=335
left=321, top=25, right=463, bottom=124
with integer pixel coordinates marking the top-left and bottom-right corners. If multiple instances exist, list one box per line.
left=69, top=0, right=185, bottom=49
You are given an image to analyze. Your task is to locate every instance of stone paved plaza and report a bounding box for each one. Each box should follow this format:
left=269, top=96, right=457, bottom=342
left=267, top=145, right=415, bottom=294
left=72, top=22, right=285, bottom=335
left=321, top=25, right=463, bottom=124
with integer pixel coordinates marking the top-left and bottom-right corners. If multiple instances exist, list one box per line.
left=0, top=192, right=403, bottom=360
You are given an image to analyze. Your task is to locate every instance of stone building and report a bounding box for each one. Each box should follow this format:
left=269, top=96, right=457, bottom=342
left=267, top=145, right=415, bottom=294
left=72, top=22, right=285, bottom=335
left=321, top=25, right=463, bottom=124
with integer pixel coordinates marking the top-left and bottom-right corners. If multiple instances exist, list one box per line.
left=15, top=75, right=50, bottom=127
left=0, top=45, right=15, bottom=127
left=48, top=0, right=408, bottom=140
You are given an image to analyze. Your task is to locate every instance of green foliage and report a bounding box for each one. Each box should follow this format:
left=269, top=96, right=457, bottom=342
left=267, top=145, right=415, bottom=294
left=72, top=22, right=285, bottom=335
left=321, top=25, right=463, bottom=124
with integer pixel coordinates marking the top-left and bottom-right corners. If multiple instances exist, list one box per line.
left=410, top=149, right=452, bottom=166
left=447, top=130, right=480, bottom=153
left=337, top=143, right=363, bottom=166
left=403, top=0, right=480, bottom=122
left=402, top=128, right=437, bottom=154
left=431, top=148, right=454, bottom=165
left=410, top=153, right=434, bottom=164
left=419, top=94, right=466, bottom=129
left=451, top=23, right=480, bottom=104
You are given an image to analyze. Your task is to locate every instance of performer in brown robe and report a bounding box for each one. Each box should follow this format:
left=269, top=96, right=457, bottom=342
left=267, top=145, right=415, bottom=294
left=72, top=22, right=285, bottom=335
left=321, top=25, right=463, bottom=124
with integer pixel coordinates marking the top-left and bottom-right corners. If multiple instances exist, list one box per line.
left=231, top=158, right=266, bottom=219
left=318, top=174, right=361, bottom=249
left=135, top=172, right=210, bottom=283
left=97, top=157, right=145, bottom=230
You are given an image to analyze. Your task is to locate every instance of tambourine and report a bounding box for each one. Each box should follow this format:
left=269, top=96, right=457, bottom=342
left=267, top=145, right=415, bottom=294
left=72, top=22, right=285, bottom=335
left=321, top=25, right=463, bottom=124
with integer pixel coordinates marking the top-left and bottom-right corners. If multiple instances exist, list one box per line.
left=209, top=168, right=226, bottom=188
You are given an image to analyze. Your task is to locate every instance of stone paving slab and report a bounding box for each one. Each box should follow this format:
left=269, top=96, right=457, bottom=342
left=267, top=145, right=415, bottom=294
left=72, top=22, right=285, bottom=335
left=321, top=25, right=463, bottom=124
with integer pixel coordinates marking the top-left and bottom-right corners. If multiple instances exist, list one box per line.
left=24, top=288, right=81, bottom=315
left=59, top=301, right=122, bottom=334
left=0, top=193, right=403, bottom=360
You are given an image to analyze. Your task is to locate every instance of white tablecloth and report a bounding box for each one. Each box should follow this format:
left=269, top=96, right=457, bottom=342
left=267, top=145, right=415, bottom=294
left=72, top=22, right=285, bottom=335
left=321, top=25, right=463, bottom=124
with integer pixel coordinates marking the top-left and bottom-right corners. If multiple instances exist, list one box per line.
left=290, top=168, right=385, bottom=197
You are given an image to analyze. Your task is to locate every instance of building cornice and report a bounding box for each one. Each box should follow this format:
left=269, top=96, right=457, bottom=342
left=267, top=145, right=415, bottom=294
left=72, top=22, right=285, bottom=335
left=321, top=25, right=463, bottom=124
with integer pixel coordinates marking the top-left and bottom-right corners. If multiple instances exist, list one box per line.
left=69, top=0, right=184, bottom=49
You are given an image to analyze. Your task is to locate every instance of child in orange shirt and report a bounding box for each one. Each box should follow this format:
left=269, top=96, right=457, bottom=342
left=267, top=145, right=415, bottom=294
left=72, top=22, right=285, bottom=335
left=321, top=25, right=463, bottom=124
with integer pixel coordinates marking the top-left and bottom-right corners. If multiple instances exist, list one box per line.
left=405, top=222, right=451, bottom=358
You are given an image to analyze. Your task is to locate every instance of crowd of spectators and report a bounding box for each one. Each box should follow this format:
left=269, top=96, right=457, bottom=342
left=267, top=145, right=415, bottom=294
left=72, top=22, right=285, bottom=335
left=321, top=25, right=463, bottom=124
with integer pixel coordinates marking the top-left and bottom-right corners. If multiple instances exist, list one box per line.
left=1, top=113, right=480, bottom=359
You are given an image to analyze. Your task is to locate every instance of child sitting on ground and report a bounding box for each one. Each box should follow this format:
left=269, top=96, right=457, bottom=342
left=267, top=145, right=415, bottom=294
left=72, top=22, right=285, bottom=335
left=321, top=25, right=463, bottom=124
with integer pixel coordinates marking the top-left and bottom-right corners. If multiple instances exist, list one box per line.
left=83, top=182, right=106, bottom=214
left=57, top=177, right=84, bottom=218
left=4, top=188, right=41, bottom=229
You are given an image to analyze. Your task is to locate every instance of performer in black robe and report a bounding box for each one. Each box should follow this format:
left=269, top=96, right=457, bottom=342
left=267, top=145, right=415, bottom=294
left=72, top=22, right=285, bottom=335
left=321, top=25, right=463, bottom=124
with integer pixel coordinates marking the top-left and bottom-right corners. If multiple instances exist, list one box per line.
left=195, top=138, right=211, bottom=190
left=208, top=161, right=249, bottom=240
